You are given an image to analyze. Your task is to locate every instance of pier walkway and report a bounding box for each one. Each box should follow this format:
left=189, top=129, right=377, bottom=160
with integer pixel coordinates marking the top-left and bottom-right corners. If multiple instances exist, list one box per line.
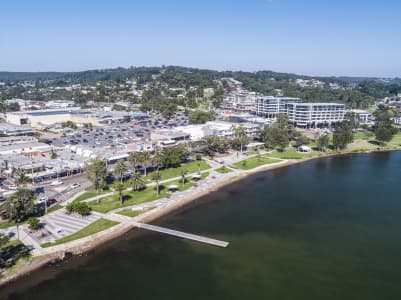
left=137, top=223, right=229, bottom=248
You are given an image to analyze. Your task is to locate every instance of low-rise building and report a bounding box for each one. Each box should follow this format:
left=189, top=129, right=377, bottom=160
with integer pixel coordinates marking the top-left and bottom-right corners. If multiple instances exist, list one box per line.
left=348, top=109, right=374, bottom=125
left=45, top=100, right=75, bottom=109
left=5, top=108, right=142, bottom=128
left=0, top=141, right=52, bottom=156
left=0, top=123, right=34, bottom=136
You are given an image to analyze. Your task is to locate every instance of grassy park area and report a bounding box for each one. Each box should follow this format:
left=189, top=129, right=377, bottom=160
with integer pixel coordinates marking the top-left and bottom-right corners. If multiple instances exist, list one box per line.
left=234, top=155, right=281, bottom=170
left=215, top=166, right=234, bottom=174
left=88, top=172, right=209, bottom=213
left=117, top=207, right=155, bottom=218
left=41, top=218, right=119, bottom=248
left=268, top=147, right=321, bottom=159
left=74, top=189, right=111, bottom=202
left=143, top=160, right=210, bottom=182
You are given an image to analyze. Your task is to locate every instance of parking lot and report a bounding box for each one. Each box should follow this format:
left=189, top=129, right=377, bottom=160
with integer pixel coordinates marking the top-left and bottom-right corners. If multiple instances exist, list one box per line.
left=52, top=113, right=189, bottom=148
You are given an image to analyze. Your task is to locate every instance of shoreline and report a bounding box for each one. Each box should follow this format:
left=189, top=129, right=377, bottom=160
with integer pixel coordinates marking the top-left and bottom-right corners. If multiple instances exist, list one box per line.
left=0, top=149, right=396, bottom=288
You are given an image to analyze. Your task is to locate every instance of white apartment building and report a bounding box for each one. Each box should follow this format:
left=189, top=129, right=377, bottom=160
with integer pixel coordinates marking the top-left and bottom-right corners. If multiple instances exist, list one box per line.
left=222, top=90, right=258, bottom=113
left=287, top=103, right=345, bottom=127
left=348, top=109, right=374, bottom=125
left=255, top=96, right=302, bottom=118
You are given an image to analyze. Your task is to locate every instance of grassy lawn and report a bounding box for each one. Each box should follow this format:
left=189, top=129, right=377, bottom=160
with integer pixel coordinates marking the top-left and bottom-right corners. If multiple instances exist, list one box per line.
left=0, top=219, right=26, bottom=229
left=74, top=189, right=111, bottom=202
left=353, top=130, right=375, bottom=140
left=46, top=204, right=63, bottom=214
left=215, top=166, right=234, bottom=174
left=88, top=172, right=209, bottom=213
left=268, top=147, right=320, bottom=159
left=41, top=218, right=119, bottom=248
left=117, top=207, right=155, bottom=218
left=337, top=132, right=401, bottom=153
left=143, top=160, right=210, bottom=182
left=234, top=155, right=281, bottom=170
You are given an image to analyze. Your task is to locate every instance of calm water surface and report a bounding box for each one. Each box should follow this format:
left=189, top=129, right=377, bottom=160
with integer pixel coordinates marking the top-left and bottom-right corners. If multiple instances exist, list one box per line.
left=2, top=152, right=401, bottom=300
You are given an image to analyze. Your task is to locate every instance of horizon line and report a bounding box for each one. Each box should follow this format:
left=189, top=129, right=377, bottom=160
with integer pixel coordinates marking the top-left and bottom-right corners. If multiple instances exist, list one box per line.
left=0, top=65, right=400, bottom=79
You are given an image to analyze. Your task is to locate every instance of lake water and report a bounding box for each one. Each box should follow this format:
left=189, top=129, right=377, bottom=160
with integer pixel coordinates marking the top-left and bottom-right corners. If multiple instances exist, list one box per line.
left=2, top=152, right=401, bottom=300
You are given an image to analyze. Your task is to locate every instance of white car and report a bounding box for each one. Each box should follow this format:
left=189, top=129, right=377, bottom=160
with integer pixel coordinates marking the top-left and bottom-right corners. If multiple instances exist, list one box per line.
left=50, top=180, right=63, bottom=186
left=70, top=183, right=80, bottom=189
left=7, top=185, right=18, bottom=190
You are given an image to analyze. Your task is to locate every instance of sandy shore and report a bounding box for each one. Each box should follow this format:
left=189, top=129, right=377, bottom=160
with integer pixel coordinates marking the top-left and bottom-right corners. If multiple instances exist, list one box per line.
left=0, top=152, right=378, bottom=287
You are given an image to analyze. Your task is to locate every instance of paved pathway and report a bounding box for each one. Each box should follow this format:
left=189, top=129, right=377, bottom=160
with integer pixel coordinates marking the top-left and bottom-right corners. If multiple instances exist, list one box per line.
left=40, top=209, right=101, bottom=242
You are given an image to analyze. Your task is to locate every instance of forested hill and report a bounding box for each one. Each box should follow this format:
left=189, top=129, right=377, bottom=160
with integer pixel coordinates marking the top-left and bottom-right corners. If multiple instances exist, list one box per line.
left=0, top=66, right=388, bottom=84
left=1, top=66, right=401, bottom=110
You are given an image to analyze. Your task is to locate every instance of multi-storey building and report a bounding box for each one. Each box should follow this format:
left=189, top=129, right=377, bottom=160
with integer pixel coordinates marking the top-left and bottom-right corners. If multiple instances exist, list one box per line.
left=222, top=90, right=258, bottom=113
left=347, top=109, right=374, bottom=125
left=287, top=103, right=345, bottom=127
left=255, top=96, right=302, bottom=118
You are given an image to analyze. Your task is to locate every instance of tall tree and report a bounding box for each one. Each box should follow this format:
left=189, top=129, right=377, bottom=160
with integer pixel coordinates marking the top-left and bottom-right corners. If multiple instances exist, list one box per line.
left=140, top=151, right=151, bottom=176
left=332, top=121, right=353, bottom=150
left=151, top=152, right=164, bottom=172
left=113, top=182, right=125, bottom=205
left=114, top=160, right=128, bottom=182
left=151, top=171, right=162, bottom=195
left=201, top=135, right=230, bottom=156
left=13, top=169, right=30, bottom=187
left=86, top=158, right=107, bottom=202
left=128, top=152, right=141, bottom=173
left=374, top=109, right=398, bottom=144
left=232, top=125, right=248, bottom=152
left=131, top=172, right=144, bottom=191
left=0, top=188, right=36, bottom=233
left=317, top=135, right=329, bottom=152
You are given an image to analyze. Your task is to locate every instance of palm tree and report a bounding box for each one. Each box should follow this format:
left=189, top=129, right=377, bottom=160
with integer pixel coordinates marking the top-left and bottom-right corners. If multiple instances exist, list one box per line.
left=113, top=182, right=125, bottom=205
left=233, top=125, right=248, bottom=153
left=141, top=151, right=151, bottom=176
left=151, top=171, right=162, bottom=195
left=0, top=189, right=35, bottom=240
left=151, top=152, right=164, bottom=172
left=131, top=172, right=144, bottom=191
left=114, top=160, right=128, bottom=182
left=86, top=158, right=107, bottom=202
left=128, top=152, right=140, bottom=173
left=14, top=169, right=30, bottom=187
left=180, top=169, right=188, bottom=185
left=0, top=189, right=35, bottom=222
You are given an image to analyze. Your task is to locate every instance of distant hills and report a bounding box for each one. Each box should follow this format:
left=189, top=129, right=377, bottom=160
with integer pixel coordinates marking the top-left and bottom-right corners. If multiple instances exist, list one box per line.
left=0, top=66, right=399, bottom=84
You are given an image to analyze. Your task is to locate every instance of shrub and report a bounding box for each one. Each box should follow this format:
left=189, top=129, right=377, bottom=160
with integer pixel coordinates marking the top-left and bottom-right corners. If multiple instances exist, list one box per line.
left=65, top=202, right=91, bottom=216
left=27, top=217, right=40, bottom=230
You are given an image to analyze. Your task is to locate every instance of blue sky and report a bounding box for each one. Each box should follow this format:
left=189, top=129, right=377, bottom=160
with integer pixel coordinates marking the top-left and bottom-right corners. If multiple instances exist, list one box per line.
left=1, top=0, right=401, bottom=76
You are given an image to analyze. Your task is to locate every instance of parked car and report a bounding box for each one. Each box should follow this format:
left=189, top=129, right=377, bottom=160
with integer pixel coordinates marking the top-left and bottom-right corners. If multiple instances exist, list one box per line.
left=46, top=198, right=57, bottom=207
left=7, top=185, right=18, bottom=190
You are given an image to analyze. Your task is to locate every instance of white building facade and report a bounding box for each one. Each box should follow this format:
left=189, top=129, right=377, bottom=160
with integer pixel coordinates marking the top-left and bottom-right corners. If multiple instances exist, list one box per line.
left=256, top=96, right=302, bottom=118
left=287, top=103, right=345, bottom=127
